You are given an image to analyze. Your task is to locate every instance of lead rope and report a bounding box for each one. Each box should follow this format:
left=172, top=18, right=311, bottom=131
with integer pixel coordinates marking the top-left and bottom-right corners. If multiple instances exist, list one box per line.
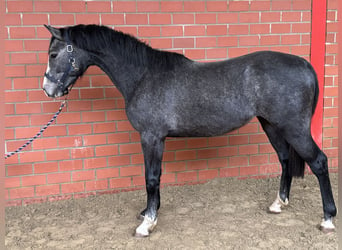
left=4, top=100, right=66, bottom=159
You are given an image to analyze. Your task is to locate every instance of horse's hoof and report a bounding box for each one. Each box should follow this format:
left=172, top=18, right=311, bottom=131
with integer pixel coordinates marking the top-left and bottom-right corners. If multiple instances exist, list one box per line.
left=318, top=219, right=335, bottom=234
left=134, top=231, right=149, bottom=238
left=267, top=208, right=281, bottom=214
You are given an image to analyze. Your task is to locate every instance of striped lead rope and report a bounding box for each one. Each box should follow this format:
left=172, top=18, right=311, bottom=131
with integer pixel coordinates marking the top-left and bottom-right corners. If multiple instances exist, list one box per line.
left=5, top=101, right=66, bottom=159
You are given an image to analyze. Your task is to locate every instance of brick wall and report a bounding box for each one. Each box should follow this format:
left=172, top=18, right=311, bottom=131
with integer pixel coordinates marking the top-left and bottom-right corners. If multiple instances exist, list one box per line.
left=5, top=0, right=338, bottom=206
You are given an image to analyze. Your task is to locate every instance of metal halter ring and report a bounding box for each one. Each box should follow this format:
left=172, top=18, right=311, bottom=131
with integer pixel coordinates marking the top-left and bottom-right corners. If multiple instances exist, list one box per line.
left=66, top=44, right=73, bottom=53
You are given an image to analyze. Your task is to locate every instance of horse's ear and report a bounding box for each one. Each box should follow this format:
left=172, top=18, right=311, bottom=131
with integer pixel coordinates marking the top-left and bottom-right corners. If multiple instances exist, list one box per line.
left=44, top=25, right=63, bottom=40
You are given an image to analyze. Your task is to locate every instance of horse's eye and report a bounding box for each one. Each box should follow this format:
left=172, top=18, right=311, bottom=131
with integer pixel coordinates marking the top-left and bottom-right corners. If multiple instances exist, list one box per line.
left=50, top=53, right=58, bottom=59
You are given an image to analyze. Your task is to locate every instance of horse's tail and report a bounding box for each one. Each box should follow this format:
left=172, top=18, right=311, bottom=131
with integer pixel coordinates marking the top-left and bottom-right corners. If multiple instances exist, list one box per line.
left=288, top=64, right=318, bottom=178
left=288, top=146, right=305, bottom=178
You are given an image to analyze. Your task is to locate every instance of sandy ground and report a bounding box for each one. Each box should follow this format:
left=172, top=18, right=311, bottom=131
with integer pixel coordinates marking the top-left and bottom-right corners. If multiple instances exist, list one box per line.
left=6, top=173, right=337, bottom=249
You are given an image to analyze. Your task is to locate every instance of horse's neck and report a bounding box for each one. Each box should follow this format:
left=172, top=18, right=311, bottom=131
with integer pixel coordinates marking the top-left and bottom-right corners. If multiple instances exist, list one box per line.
left=90, top=50, right=146, bottom=102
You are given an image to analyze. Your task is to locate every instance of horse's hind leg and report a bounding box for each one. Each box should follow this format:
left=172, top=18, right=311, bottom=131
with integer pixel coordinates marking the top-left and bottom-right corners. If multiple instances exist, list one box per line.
left=284, top=130, right=336, bottom=232
left=135, top=131, right=164, bottom=237
left=257, top=117, right=292, bottom=213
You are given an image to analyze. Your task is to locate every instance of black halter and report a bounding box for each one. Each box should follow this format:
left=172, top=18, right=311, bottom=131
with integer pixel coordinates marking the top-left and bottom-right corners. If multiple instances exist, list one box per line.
left=44, top=32, right=79, bottom=95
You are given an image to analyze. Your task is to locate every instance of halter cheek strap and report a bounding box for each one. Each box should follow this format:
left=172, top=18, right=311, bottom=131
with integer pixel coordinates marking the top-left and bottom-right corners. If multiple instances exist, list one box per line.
left=44, top=31, right=79, bottom=95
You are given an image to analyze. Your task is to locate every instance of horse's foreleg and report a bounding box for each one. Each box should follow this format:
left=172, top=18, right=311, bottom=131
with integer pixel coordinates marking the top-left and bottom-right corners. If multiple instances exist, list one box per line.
left=135, top=132, right=164, bottom=237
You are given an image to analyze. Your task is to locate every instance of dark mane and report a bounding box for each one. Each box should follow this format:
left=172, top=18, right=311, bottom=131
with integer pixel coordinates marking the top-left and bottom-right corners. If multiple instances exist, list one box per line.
left=65, top=24, right=189, bottom=70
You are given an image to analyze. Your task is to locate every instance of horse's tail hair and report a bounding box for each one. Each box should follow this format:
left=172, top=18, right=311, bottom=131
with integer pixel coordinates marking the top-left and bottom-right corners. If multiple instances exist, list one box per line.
left=288, top=146, right=305, bottom=178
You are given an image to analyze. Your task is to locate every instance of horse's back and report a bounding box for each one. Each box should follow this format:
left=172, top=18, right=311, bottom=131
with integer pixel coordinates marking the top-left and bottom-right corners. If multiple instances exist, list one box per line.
left=128, top=51, right=317, bottom=137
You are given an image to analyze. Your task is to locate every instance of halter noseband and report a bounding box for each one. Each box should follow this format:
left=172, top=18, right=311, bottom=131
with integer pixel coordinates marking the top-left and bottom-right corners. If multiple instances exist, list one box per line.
left=44, top=31, right=79, bottom=95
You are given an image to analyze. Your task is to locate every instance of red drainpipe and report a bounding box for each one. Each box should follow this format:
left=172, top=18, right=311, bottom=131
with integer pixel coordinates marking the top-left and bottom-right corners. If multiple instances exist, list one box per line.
left=310, top=0, right=327, bottom=148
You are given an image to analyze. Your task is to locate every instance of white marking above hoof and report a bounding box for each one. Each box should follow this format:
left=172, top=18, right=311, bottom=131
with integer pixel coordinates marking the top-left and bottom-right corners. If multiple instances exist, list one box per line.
left=135, top=216, right=157, bottom=237
left=268, top=192, right=288, bottom=214
left=319, top=219, right=335, bottom=234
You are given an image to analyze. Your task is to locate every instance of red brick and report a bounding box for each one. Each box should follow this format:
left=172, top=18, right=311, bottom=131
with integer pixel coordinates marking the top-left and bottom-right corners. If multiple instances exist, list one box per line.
left=50, top=14, right=75, bottom=25
left=260, top=35, right=280, bottom=45
left=84, top=157, right=107, bottom=169
left=184, top=49, right=205, bottom=60
left=76, top=14, right=100, bottom=25
left=86, top=180, right=108, bottom=191
left=150, top=38, right=173, bottom=49
left=217, top=13, right=239, bottom=23
left=61, top=182, right=84, bottom=194
left=165, top=162, right=187, bottom=172
left=292, top=23, right=311, bottom=33
left=34, top=162, right=59, bottom=174
left=184, top=1, right=205, bottom=12
left=97, top=168, right=119, bottom=179
left=199, top=169, right=218, bottom=180
left=71, top=147, right=95, bottom=159
left=207, top=25, right=227, bottom=36
left=120, top=166, right=142, bottom=176
left=34, top=1, right=60, bottom=12
left=48, top=173, right=71, bottom=184
left=20, top=151, right=45, bottom=163
left=113, top=1, right=136, bottom=12
left=102, top=14, right=125, bottom=25
left=32, top=138, right=58, bottom=150
left=239, top=36, right=260, bottom=47
left=82, top=111, right=106, bottom=122
left=220, top=167, right=239, bottom=177
left=35, top=184, right=60, bottom=197
left=61, top=1, right=86, bottom=12
left=250, top=24, right=270, bottom=34
left=72, top=170, right=95, bottom=182
left=161, top=26, right=183, bottom=37
left=217, top=146, right=238, bottom=157
left=177, top=172, right=198, bottom=182
left=173, top=14, right=194, bottom=24
left=250, top=1, right=271, bottom=11
left=271, top=1, right=292, bottom=10
left=188, top=160, right=207, bottom=170
left=195, top=13, right=216, bottom=24
left=138, top=26, right=161, bottom=37
left=229, top=156, right=248, bottom=167
left=271, top=23, right=291, bottom=34
left=217, top=37, right=238, bottom=47
left=108, top=155, right=131, bottom=167
left=126, top=14, right=148, bottom=25
left=22, top=14, right=48, bottom=25
left=10, top=187, right=34, bottom=199
left=46, top=149, right=70, bottom=161
left=5, top=91, right=27, bottom=103
left=196, top=37, right=217, bottom=48
left=86, top=1, right=111, bottom=12
left=95, top=145, right=119, bottom=157
left=22, top=175, right=46, bottom=186
left=208, top=158, right=228, bottom=169
left=207, top=1, right=227, bottom=12
left=261, top=12, right=281, bottom=23
left=119, top=143, right=141, bottom=155
left=228, top=1, right=250, bottom=11
left=228, top=25, right=249, bottom=35
left=240, top=166, right=259, bottom=176
left=259, top=164, right=280, bottom=174
left=7, top=164, right=32, bottom=176
left=197, top=148, right=217, bottom=159
left=206, top=48, right=228, bottom=59
left=83, top=134, right=107, bottom=146
left=175, top=150, right=197, bottom=161
left=68, top=124, right=92, bottom=135
left=161, top=173, right=176, bottom=184
left=239, top=13, right=260, bottom=23
left=137, top=1, right=160, bottom=12
left=281, top=35, right=301, bottom=45
left=282, top=12, right=301, bottom=22
left=5, top=14, right=21, bottom=25
left=116, top=121, right=135, bottom=132
left=5, top=177, right=21, bottom=188
left=161, top=1, right=183, bottom=12
left=5, top=65, right=25, bottom=78
left=5, top=40, right=23, bottom=52
left=7, top=1, right=33, bottom=12
left=110, top=178, right=132, bottom=188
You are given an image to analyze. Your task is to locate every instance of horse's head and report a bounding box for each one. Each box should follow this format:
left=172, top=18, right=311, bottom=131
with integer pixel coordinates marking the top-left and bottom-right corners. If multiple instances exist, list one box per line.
left=43, top=25, right=88, bottom=98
